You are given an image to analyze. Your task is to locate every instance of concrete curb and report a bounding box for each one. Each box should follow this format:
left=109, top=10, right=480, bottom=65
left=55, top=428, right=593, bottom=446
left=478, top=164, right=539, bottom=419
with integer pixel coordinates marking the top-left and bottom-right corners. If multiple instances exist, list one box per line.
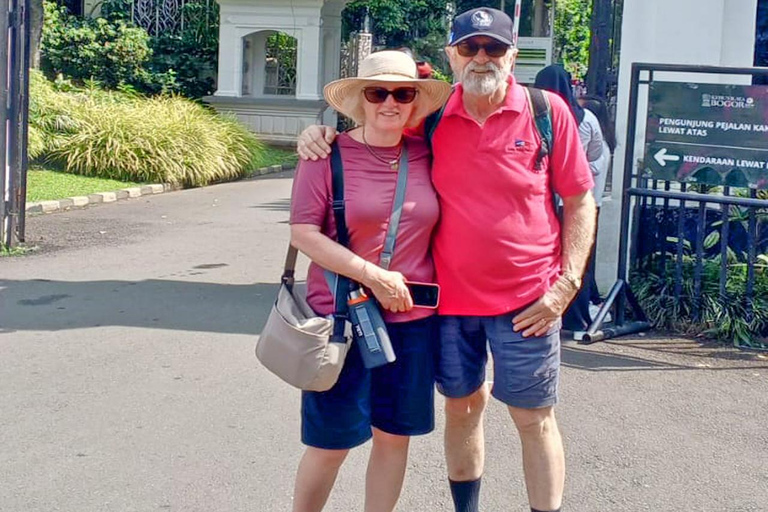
left=25, top=162, right=295, bottom=215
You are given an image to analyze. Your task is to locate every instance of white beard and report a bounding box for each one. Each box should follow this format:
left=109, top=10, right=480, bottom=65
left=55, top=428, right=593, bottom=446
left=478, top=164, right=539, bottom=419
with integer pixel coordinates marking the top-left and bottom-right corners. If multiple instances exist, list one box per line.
left=461, top=62, right=506, bottom=96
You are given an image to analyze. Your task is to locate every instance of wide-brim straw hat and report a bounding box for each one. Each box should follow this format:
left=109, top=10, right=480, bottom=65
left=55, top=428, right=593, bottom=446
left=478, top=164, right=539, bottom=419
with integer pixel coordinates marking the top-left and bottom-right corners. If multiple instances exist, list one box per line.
left=324, top=51, right=451, bottom=127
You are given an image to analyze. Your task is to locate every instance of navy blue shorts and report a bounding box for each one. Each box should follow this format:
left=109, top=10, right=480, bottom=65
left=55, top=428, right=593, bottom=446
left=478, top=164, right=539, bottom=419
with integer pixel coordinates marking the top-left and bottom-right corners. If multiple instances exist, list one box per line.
left=301, top=315, right=437, bottom=450
left=436, top=312, right=560, bottom=409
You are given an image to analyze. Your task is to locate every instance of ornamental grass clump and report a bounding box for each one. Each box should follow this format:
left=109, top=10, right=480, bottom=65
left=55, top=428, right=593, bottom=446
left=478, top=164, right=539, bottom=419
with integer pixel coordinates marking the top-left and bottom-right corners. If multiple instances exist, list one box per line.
left=28, top=71, right=263, bottom=187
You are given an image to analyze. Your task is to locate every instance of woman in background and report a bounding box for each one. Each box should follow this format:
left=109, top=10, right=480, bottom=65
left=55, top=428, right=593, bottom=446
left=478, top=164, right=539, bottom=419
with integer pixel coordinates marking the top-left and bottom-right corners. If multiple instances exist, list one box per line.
left=579, top=94, right=618, bottom=310
left=534, top=65, right=605, bottom=332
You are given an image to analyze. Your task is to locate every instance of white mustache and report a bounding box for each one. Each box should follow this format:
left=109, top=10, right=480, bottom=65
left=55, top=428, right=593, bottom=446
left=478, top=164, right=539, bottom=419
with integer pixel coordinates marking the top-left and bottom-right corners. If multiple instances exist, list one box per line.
left=465, top=62, right=501, bottom=73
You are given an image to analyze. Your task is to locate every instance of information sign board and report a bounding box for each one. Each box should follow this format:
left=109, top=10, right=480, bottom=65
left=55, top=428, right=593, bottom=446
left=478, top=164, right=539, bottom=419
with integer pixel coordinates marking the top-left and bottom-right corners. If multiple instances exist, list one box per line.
left=645, top=82, right=768, bottom=189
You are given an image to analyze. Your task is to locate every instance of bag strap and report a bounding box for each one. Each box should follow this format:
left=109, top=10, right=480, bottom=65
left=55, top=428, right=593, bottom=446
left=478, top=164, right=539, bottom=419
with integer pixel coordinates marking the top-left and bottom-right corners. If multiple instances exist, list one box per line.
left=280, top=246, right=299, bottom=288
left=328, top=142, right=352, bottom=343
left=378, top=143, right=409, bottom=270
left=524, top=86, right=553, bottom=171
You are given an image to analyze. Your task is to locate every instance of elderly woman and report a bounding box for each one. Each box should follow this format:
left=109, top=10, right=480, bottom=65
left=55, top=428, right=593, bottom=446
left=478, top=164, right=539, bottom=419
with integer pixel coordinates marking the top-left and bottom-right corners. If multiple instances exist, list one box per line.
left=288, top=51, right=450, bottom=512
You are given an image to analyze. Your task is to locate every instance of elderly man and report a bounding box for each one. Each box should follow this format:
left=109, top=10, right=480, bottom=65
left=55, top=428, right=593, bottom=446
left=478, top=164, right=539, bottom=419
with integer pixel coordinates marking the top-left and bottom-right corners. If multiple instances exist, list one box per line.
left=297, top=8, right=596, bottom=512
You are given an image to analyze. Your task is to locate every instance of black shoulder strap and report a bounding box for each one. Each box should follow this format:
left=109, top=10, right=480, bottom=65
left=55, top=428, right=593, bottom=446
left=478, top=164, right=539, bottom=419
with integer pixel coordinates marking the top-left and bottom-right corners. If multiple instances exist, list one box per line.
left=329, top=142, right=351, bottom=343
left=525, top=86, right=554, bottom=171
left=425, top=85, right=457, bottom=149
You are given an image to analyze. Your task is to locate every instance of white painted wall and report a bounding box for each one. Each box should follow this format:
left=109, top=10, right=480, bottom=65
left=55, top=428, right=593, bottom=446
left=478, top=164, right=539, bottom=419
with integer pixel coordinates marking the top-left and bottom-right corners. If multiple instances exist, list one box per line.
left=210, top=0, right=348, bottom=141
left=596, top=0, right=759, bottom=290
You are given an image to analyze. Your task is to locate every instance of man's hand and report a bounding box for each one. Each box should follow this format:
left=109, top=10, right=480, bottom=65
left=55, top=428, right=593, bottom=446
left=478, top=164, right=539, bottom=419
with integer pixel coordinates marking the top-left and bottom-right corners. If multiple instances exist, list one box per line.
left=512, top=279, right=577, bottom=337
left=297, top=125, right=338, bottom=161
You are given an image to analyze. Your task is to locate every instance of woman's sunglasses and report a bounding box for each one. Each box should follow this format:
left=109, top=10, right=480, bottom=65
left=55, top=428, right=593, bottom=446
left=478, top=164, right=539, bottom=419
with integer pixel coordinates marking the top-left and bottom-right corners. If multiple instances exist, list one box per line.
left=363, top=87, right=419, bottom=104
left=456, top=39, right=510, bottom=58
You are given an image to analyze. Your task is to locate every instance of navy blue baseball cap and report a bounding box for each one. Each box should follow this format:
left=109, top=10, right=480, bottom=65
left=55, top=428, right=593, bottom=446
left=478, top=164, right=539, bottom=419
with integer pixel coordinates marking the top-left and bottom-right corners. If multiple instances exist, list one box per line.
left=449, top=7, right=515, bottom=46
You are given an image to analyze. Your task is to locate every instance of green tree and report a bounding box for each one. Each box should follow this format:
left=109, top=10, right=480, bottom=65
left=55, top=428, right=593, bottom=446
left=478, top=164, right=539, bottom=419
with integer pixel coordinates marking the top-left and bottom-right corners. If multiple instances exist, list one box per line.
left=342, top=0, right=450, bottom=47
left=553, top=0, right=592, bottom=79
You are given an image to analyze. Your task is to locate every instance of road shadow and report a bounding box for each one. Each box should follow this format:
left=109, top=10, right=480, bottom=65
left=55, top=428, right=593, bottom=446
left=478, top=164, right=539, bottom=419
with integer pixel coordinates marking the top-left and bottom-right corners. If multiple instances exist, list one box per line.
left=251, top=198, right=291, bottom=212
left=0, top=278, right=281, bottom=336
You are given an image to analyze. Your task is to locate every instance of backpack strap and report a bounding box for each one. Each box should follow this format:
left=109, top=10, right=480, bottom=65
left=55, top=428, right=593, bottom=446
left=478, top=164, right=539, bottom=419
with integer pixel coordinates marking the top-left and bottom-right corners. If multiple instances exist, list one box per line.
left=524, top=86, right=553, bottom=171
left=425, top=86, right=457, bottom=148
left=328, top=142, right=352, bottom=343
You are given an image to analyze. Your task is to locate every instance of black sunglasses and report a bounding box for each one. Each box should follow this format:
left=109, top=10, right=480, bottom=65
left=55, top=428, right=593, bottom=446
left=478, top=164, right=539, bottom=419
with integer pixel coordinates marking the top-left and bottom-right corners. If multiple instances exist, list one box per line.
left=362, top=87, right=419, bottom=104
left=456, top=39, right=510, bottom=58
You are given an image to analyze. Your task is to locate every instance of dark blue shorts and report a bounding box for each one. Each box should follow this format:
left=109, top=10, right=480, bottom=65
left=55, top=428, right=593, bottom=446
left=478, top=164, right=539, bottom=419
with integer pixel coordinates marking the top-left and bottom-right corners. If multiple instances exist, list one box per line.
left=301, top=315, right=437, bottom=450
left=436, top=312, right=560, bottom=409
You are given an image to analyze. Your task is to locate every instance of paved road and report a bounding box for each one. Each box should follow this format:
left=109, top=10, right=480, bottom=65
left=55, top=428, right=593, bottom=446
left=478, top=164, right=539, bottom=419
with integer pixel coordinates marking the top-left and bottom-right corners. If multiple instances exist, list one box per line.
left=1, top=172, right=767, bottom=512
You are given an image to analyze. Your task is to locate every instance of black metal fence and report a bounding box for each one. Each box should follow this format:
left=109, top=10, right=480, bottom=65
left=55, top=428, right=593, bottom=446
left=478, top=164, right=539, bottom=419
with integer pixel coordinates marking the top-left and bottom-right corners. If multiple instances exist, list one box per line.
left=585, top=63, right=768, bottom=346
left=1, top=0, right=31, bottom=248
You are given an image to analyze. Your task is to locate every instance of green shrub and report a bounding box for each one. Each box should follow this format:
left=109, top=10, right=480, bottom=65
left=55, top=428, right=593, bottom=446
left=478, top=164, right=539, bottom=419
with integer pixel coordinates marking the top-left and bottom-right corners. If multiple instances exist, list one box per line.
left=633, top=254, right=768, bottom=348
left=99, top=0, right=219, bottom=99
left=41, top=1, right=176, bottom=94
left=29, top=70, right=264, bottom=187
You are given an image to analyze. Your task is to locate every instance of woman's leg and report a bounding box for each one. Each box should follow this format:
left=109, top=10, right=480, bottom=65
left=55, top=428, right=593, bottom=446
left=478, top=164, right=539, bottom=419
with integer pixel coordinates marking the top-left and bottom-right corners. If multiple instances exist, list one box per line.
left=366, top=316, right=438, bottom=512
left=364, top=428, right=411, bottom=512
left=292, top=447, right=350, bottom=512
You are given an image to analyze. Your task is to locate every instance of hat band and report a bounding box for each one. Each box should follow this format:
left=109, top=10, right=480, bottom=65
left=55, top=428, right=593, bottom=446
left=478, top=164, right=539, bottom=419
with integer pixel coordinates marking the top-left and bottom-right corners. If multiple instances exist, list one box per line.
left=359, top=71, right=416, bottom=80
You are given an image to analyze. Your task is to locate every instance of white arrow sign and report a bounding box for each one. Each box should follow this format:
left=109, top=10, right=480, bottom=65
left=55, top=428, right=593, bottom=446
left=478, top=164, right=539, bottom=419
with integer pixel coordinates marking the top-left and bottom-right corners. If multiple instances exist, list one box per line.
left=654, top=148, right=681, bottom=167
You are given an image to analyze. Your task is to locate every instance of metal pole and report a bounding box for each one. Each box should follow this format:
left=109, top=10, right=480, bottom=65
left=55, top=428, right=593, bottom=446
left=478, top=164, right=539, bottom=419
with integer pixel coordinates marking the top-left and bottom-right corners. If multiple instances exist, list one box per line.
left=614, top=62, right=642, bottom=325
left=6, top=0, right=19, bottom=248
left=0, top=0, right=9, bottom=247
left=15, top=0, right=29, bottom=242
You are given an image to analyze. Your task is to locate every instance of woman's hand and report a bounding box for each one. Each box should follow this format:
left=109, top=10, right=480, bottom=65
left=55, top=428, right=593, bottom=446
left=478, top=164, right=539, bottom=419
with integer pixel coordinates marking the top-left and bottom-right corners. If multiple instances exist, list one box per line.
left=361, top=263, right=413, bottom=313
left=297, top=125, right=338, bottom=161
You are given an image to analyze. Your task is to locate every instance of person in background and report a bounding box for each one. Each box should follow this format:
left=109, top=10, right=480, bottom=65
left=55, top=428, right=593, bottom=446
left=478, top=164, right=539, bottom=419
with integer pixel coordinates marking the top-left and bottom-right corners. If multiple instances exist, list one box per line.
left=579, top=94, right=618, bottom=311
left=398, top=46, right=435, bottom=79
left=534, top=65, right=604, bottom=333
left=289, top=50, right=451, bottom=512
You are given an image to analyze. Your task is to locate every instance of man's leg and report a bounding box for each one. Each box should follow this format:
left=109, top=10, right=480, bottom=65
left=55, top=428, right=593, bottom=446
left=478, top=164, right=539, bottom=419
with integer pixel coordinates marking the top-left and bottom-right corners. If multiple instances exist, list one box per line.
left=485, top=313, right=562, bottom=511
left=508, top=406, right=564, bottom=512
left=444, top=385, right=489, bottom=512
left=444, top=385, right=489, bottom=482
left=292, top=447, right=349, bottom=512
left=364, top=428, right=410, bottom=512
left=436, top=316, right=489, bottom=512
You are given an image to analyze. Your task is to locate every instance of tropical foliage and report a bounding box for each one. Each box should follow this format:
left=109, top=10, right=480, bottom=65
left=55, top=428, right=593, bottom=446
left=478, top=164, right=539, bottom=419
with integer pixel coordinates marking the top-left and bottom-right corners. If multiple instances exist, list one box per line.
left=29, top=71, right=264, bottom=187
left=41, top=1, right=176, bottom=94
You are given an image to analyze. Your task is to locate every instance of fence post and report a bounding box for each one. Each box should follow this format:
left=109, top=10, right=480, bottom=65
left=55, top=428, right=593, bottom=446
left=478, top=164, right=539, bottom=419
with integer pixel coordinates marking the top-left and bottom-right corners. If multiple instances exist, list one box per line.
left=1, top=0, right=9, bottom=247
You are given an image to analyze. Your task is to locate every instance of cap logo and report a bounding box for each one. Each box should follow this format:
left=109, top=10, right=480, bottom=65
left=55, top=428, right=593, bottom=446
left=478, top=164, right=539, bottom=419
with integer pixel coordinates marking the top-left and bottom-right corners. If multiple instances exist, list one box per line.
left=471, top=10, right=493, bottom=28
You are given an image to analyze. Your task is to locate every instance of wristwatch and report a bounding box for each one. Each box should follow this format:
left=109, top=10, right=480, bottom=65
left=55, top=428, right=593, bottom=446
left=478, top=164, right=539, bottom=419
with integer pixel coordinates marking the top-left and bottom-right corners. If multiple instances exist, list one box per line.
left=560, top=272, right=582, bottom=291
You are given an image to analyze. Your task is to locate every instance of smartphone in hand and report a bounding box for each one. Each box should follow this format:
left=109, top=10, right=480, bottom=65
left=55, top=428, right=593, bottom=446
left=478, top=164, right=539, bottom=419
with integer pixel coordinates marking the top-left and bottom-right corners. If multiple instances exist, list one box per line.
left=405, top=282, right=440, bottom=309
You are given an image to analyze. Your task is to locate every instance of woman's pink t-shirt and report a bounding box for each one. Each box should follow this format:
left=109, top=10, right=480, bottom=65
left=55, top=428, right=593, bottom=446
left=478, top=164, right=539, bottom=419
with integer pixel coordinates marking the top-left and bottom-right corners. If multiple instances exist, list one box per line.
left=289, top=132, right=439, bottom=323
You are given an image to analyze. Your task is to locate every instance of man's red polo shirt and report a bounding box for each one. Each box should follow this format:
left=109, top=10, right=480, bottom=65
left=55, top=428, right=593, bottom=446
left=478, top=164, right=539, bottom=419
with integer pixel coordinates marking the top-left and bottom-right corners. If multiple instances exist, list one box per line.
left=430, top=75, right=593, bottom=316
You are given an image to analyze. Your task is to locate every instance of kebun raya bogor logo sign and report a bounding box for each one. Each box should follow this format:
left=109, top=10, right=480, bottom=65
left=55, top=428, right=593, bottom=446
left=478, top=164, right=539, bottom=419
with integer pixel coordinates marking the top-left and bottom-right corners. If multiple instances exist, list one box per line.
left=645, top=81, right=768, bottom=189
left=701, top=93, right=756, bottom=109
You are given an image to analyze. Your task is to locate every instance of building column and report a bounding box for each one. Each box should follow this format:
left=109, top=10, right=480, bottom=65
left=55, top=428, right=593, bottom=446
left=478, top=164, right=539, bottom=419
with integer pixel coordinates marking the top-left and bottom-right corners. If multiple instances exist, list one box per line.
left=296, top=23, right=323, bottom=100
left=215, top=17, right=244, bottom=97
left=321, top=12, right=343, bottom=124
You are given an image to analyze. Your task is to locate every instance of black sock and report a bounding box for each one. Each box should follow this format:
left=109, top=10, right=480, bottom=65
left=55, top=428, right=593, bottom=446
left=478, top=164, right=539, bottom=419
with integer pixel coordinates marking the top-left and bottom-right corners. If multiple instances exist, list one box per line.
left=449, top=478, right=481, bottom=512
left=531, top=508, right=561, bottom=512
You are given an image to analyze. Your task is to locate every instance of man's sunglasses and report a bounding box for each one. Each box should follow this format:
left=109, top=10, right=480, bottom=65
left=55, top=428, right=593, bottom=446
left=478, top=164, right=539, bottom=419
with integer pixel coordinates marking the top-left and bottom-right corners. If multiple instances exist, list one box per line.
left=362, top=87, right=419, bottom=104
left=456, top=39, right=510, bottom=58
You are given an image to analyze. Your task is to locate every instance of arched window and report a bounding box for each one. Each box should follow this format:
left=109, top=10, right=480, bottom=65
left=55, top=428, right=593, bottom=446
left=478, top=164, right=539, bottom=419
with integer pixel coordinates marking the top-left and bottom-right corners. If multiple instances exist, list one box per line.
left=264, top=32, right=297, bottom=96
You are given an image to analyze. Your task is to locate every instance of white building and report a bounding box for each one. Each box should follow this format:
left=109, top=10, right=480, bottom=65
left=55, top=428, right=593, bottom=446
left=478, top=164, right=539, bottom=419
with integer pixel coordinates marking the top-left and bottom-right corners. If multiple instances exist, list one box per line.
left=205, top=0, right=350, bottom=145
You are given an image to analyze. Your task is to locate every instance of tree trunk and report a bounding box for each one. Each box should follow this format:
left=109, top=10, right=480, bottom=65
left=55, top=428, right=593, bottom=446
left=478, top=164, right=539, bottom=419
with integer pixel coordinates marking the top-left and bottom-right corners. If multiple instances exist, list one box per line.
left=586, top=0, right=612, bottom=98
left=29, top=0, right=44, bottom=68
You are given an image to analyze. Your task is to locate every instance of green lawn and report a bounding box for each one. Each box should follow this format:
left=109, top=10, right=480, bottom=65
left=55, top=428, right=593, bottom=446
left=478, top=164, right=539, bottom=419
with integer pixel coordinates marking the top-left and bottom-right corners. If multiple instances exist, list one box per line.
left=250, top=145, right=298, bottom=170
left=26, top=166, right=144, bottom=203
left=26, top=146, right=297, bottom=203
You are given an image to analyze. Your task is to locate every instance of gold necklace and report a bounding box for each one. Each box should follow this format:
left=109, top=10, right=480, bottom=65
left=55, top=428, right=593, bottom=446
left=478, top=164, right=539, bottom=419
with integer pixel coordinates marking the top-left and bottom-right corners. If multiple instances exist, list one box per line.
left=362, top=127, right=402, bottom=170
